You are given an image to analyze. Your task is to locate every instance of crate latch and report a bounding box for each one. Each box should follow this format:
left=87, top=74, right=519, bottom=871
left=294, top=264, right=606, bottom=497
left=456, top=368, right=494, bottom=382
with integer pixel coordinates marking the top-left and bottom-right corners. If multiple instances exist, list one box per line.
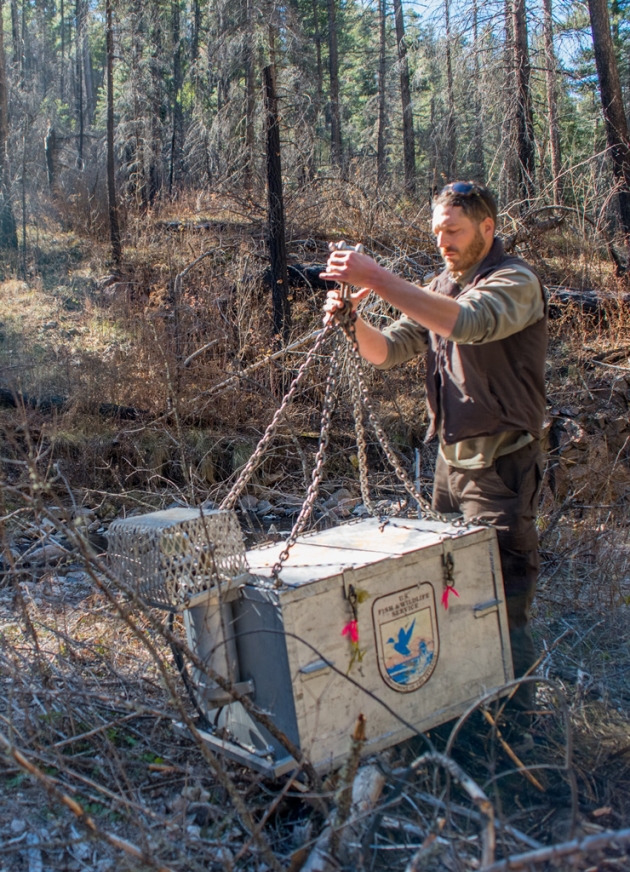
left=441, top=541, right=459, bottom=609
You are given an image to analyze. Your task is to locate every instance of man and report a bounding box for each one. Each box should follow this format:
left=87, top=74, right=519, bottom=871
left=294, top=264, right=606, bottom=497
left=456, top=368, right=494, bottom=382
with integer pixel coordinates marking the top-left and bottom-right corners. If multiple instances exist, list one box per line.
left=321, top=181, right=546, bottom=719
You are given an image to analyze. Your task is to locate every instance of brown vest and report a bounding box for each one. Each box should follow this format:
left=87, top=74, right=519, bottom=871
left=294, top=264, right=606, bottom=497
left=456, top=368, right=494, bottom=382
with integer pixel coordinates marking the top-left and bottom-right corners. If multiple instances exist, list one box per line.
left=425, top=238, right=547, bottom=445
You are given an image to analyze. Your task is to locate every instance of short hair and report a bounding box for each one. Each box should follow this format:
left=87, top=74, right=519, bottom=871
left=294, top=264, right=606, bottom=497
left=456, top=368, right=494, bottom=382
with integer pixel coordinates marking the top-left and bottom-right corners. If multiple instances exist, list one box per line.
left=432, top=181, right=497, bottom=225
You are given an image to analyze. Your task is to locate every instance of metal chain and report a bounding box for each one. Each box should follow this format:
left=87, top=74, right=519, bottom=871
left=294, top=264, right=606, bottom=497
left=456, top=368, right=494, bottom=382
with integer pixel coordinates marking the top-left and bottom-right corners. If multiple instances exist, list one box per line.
left=270, top=332, right=343, bottom=580
left=220, top=323, right=335, bottom=512
left=346, top=341, right=378, bottom=516
left=340, top=320, right=448, bottom=523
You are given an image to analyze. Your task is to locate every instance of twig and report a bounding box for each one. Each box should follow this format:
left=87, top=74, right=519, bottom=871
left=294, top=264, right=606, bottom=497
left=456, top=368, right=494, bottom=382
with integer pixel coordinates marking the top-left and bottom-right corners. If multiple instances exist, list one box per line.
left=183, top=338, right=221, bottom=367
left=330, top=713, right=367, bottom=855
left=195, top=327, right=325, bottom=400
left=480, top=710, right=545, bottom=792
left=479, top=826, right=630, bottom=871
left=591, top=359, right=630, bottom=372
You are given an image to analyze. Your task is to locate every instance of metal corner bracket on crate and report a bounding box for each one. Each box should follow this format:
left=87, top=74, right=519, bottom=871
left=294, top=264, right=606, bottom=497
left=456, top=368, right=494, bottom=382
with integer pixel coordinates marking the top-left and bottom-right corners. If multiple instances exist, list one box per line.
left=108, top=507, right=514, bottom=774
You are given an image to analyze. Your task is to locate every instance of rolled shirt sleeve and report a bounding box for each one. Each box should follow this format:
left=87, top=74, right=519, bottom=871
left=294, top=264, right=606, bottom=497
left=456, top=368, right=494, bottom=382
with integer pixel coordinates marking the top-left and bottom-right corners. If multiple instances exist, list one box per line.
left=374, top=315, right=429, bottom=370
left=448, top=265, right=544, bottom=345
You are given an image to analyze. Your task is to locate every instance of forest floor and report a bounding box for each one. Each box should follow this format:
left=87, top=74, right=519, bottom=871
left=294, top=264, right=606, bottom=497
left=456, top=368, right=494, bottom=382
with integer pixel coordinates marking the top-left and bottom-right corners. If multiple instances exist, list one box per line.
left=1, top=193, right=630, bottom=870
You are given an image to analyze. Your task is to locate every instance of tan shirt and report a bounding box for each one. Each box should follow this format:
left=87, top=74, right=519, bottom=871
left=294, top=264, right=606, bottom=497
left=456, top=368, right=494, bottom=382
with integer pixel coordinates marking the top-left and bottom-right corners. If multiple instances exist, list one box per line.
left=374, top=260, right=545, bottom=469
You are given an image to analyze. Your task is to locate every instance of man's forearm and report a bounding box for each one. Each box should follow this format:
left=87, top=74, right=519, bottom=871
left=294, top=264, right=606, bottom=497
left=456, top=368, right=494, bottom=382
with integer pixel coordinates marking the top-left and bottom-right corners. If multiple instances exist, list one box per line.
left=352, top=317, right=389, bottom=365
left=369, top=268, right=460, bottom=337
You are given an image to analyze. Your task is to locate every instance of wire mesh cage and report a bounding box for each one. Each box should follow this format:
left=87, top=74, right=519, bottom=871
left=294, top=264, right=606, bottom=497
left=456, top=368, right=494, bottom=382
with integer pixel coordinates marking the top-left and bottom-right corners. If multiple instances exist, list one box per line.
left=107, top=508, right=249, bottom=610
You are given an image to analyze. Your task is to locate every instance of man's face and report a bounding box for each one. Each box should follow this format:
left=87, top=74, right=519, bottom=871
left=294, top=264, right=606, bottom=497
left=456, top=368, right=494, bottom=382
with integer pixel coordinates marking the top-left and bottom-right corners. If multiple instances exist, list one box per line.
left=432, top=204, right=494, bottom=274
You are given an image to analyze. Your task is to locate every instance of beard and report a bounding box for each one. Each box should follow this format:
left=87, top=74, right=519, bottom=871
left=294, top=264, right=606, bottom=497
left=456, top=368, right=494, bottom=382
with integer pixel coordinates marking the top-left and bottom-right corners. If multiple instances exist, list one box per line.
left=444, top=227, right=488, bottom=274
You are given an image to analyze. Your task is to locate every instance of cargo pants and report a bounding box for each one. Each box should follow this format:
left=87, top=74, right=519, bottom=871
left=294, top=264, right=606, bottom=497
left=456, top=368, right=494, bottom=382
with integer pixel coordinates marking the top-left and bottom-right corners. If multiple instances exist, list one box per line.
left=432, top=440, right=544, bottom=713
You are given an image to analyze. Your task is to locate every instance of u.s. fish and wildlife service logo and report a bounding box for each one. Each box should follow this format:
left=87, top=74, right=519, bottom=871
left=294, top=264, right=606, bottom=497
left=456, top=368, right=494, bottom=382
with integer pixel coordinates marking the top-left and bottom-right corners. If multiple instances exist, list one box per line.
left=372, top=583, right=439, bottom=692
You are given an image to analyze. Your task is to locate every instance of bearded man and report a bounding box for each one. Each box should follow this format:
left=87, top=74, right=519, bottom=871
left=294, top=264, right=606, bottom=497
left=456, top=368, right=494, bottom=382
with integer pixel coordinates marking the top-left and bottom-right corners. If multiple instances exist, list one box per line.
left=322, top=182, right=547, bottom=721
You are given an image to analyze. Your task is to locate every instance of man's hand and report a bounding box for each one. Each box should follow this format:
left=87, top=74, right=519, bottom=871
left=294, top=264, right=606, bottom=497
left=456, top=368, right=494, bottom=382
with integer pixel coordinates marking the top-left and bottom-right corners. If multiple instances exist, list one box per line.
left=320, top=244, right=384, bottom=289
left=322, top=286, right=370, bottom=325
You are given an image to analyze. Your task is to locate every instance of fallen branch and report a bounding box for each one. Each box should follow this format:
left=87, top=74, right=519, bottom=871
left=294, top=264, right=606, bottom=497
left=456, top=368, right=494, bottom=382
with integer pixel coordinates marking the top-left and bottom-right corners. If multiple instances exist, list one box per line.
left=410, top=751, right=495, bottom=867
left=302, top=718, right=386, bottom=872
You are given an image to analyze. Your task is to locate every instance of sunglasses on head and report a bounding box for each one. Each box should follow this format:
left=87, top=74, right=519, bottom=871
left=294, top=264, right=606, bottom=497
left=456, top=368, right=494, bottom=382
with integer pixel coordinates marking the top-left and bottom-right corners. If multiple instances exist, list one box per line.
left=440, top=181, right=482, bottom=196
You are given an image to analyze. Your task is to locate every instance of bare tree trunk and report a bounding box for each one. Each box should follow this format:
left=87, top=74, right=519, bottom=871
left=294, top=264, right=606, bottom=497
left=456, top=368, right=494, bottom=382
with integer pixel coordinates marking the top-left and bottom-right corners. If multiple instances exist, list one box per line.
left=542, top=0, right=562, bottom=203
left=501, top=0, right=516, bottom=203
left=75, top=0, right=84, bottom=165
left=191, top=0, right=200, bottom=62
left=0, top=0, right=17, bottom=249
left=312, top=0, right=323, bottom=118
left=149, top=2, right=163, bottom=203
left=263, top=64, right=291, bottom=342
left=512, top=0, right=535, bottom=205
left=169, top=0, right=183, bottom=194
left=392, top=0, right=415, bottom=193
left=376, top=0, right=387, bottom=187
left=587, top=0, right=630, bottom=253
left=106, top=0, right=122, bottom=265
left=60, top=0, right=65, bottom=99
left=10, top=0, right=19, bottom=68
left=444, top=0, right=456, bottom=180
left=326, top=0, right=343, bottom=169
left=82, top=16, right=94, bottom=121
left=244, top=0, right=255, bottom=187
left=472, top=0, right=485, bottom=180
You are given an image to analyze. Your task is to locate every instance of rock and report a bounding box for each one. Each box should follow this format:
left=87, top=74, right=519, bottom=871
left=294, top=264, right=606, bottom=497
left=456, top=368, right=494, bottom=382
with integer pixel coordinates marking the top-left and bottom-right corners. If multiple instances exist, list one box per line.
left=181, top=784, right=210, bottom=803
left=189, top=802, right=219, bottom=827
left=323, top=488, right=353, bottom=509
left=27, top=543, right=67, bottom=565
left=69, top=825, right=91, bottom=860
left=42, top=321, right=58, bottom=330
left=239, top=495, right=259, bottom=511
left=353, top=504, right=370, bottom=517
left=256, top=500, right=274, bottom=515
left=11, top=819, right=26, bottom=834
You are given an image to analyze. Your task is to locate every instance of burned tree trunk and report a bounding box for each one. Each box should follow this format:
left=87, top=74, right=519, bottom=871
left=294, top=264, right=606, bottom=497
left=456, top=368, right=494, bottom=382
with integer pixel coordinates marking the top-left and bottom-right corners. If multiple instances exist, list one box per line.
left=392, top=0, right=415, bottom=193
left=587, top=0, right=630, bottom=254
left=263, top=64, right=291, bottom=342
left=106, top=0, right=122, bottom=265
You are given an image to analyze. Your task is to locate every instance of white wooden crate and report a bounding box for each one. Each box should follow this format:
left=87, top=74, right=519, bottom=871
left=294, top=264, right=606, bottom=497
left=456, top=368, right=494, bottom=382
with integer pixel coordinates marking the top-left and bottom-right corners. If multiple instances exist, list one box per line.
left=217, top=516, right=513, bottom=773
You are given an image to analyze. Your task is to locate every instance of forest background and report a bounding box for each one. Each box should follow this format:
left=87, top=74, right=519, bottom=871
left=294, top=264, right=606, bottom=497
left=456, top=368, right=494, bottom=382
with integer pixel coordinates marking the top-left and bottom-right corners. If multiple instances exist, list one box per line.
left=2, top=0, right=630, bottom=870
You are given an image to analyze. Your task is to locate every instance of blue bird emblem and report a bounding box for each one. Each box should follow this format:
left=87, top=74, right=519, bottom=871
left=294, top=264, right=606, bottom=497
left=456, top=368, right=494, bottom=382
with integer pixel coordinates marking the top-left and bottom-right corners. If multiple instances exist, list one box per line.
left=387, top=619, right=416, bottom=657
